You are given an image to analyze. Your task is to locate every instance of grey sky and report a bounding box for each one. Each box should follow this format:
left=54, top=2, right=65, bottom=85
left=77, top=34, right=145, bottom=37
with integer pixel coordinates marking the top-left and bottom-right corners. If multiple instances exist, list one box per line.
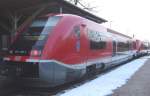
left=78, top=0, right=150, bottom=41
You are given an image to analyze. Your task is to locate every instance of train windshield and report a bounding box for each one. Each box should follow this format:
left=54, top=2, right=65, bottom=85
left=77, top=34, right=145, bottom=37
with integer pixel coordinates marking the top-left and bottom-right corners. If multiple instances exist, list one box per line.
left=9, top=16, right=61, bottom=55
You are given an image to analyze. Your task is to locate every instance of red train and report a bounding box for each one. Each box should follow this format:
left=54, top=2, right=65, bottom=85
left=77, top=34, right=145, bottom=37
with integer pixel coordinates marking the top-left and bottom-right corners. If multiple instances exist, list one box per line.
left=0, top=14, right=149, bottom=87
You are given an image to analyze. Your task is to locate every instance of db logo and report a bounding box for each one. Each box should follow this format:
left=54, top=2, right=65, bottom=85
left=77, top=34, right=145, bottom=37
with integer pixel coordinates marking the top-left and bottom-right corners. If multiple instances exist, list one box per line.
left=15, top=56, right=21, bottom=61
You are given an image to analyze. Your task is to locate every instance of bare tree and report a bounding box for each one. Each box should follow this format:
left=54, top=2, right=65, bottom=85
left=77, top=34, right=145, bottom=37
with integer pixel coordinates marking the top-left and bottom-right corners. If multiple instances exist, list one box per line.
left=74, top=0, right=78, bottom=5
left=65, top=0, right=97, bottom=12
left=9, top=13, right=22, bottom=38
left=0, top=12, right=22, bottom=37
left=68, top=0, right=80, bottom=5
left=1, top=3, right=49, bottom=41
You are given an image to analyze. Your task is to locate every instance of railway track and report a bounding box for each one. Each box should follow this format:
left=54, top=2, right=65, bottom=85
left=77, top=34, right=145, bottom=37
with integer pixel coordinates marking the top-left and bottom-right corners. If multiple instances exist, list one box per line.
left=0, top=55, right=149, bottom=96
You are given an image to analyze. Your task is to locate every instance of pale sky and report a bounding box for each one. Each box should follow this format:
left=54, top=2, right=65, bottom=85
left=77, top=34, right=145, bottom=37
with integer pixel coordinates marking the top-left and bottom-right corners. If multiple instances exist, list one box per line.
left=78, top=0, right=150, bottom=41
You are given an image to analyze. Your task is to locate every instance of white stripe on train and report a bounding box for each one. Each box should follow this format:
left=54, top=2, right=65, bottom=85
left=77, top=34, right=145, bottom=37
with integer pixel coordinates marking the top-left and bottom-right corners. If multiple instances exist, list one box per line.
left=3, top=51, right=134, bottom=70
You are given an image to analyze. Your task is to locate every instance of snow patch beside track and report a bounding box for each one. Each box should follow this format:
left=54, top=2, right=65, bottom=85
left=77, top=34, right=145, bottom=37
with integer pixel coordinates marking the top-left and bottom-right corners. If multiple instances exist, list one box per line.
left=59, top=56, right=150, bottom=96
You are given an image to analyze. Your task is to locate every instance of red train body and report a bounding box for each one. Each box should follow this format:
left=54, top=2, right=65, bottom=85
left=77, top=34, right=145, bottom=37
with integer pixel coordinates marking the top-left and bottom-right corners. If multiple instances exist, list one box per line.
left=1, top=14, right=148, bottom=87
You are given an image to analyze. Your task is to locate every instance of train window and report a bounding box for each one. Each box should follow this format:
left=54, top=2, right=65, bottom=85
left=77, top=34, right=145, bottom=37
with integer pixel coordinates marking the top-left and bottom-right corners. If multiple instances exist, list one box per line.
left=87, top=29, right=106, bottom=50
left=128, top=41, right=132, bottom=50
left=117, top=41, right=130, bottom=52
left=143, top=42, right=149, bottom=49
left=90, top=40, right=106, bottom=49
left=23, top=16, right=61, bottom=36
left=9, top=16, right=62, bottom=55
left=30, top=18, right=47, bottom=27
left=45, top=16, right=61, bottom=27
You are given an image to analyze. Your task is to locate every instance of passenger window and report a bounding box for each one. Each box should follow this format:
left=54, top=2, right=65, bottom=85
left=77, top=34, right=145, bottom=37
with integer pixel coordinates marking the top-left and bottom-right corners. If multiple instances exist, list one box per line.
left=117, top=41, right=130, bottom=52
left=87, top=29, right=106, bottom=50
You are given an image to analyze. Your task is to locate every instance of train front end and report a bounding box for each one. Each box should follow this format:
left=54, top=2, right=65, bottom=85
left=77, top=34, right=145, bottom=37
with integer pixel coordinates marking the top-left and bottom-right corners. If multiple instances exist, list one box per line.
left=0, top=15, right=66, bottom=87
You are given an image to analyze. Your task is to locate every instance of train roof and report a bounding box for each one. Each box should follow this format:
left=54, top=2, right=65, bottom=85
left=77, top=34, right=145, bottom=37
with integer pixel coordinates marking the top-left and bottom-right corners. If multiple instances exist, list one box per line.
left=107, top=28, right=132, bottom=39
left=59, top=0, right=107, bottom=23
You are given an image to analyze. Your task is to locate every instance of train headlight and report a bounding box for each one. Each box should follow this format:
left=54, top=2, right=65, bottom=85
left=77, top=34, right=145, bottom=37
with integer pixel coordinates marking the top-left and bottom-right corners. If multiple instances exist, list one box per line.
left=30, top=50, right=42, bottom=56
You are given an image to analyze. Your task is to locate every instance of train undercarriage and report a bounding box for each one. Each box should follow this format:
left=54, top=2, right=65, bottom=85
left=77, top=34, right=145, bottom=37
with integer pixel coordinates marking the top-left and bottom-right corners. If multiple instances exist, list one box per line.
left=0, top=52, right=148, bottom=89
left=0, top=61, right=85, bottom=88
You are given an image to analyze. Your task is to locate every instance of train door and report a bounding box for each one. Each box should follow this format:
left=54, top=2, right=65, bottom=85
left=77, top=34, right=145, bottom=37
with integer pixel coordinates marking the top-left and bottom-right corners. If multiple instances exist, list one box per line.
left=74, top=24, right=88, bottom=60
left=80, top=24, right=88, bottom=57
left=76, top=24, right=88, bottom=76
left=112, top=40, right=117, bottom=56
left=65, top=24, right=88, bottom=82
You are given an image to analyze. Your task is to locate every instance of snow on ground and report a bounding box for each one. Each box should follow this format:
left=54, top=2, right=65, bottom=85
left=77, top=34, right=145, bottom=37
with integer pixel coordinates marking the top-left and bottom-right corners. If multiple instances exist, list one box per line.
left=59, top=56, right=150, bottom=96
